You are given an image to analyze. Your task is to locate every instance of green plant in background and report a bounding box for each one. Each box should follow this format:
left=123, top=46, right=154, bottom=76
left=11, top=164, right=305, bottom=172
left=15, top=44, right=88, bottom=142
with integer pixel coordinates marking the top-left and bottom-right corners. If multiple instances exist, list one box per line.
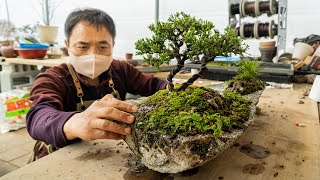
left=227, top=59, right=265, bottom=95
left=18, top=25, right=37, bottom=35
left=135, top=12, right=247, bottom=92
left=236, top=59, right=261, bottom=80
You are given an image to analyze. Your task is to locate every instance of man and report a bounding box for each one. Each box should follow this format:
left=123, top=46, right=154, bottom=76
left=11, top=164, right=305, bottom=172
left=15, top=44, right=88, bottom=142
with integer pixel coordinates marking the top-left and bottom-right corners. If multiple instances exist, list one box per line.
left=26, top=8, right=167, bottom=152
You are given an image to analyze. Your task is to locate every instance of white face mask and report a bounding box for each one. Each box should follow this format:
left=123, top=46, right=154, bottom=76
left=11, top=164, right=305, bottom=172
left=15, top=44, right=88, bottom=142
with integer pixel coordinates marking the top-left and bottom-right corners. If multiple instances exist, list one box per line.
left=69, top=53, right=113, bottom=79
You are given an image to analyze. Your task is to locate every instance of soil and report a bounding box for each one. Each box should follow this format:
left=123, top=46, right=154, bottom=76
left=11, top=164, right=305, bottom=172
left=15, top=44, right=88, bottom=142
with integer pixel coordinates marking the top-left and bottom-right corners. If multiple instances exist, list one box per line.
left=227, top=79, right=265, bottom=95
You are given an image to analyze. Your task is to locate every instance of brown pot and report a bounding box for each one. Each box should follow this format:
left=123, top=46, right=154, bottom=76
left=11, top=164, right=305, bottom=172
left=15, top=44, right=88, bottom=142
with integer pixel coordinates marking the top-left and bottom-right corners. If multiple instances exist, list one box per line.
left=0, top=46, right=18, bottom=58
left=259, top=41, right=276, bottom=48
left=125, top=53, right=133, bottom=60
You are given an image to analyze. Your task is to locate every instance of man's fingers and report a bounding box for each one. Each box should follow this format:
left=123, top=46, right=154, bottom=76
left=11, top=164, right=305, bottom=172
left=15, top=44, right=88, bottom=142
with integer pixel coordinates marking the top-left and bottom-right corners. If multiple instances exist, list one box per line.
left=99, top=95, right=138, bottom=113
left=94, top=107, right=135, bottom=124
left=90, top=118, right=131, bottom=136
left=101, top=94, right=114, bottom=101
left=89, top=129, right=124, bottom=140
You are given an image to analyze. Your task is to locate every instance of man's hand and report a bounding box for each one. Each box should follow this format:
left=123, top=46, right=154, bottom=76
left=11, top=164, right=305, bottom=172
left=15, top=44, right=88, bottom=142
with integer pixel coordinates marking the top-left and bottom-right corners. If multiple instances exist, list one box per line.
left=63, top=94, right=138, bottom=141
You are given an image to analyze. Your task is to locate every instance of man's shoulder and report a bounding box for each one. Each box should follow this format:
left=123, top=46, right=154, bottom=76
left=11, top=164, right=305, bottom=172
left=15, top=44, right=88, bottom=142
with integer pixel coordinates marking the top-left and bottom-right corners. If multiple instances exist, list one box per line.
left=37, top=63, right=70, bottom=81
left=111, top=59, right=128, bottom=68
left=42, top=64, right=69, bottom=77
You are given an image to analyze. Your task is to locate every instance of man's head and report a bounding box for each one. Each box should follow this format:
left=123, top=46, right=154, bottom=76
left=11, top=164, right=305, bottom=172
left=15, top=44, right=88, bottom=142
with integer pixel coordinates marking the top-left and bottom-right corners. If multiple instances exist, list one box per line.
left=64, top=8, right=116, bottom=56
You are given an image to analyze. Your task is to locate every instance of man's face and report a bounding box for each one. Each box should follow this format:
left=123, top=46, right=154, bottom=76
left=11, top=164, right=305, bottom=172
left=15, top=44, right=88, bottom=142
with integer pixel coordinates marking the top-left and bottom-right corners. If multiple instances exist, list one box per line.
left=66, top=21, right=114, bottom=56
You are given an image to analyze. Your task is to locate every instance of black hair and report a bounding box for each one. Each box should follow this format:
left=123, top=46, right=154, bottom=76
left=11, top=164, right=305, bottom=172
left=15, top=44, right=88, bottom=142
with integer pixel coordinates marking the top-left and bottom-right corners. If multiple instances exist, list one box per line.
left=64, top=8, right=116, bottom=42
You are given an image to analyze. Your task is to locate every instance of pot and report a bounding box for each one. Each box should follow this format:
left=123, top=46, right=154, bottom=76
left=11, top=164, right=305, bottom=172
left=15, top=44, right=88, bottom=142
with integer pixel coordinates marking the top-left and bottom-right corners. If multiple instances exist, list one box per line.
left=0, top=46, right=18, bottom=58
left=37, top=25, right=59, bottom=44
left=125, top=53, right=133, bottom=60
left=292, top=42, right=314, bottom=61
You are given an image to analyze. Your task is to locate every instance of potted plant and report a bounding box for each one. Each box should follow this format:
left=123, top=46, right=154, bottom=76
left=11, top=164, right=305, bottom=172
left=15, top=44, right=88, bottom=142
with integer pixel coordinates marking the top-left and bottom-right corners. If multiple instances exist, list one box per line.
left=36, top=0, right=61, bottom=44
left=125, top=12, right=264, bottom=173
left=0, top=0, right=17, bottom=58
left=227, top=59, right=265, bottom=95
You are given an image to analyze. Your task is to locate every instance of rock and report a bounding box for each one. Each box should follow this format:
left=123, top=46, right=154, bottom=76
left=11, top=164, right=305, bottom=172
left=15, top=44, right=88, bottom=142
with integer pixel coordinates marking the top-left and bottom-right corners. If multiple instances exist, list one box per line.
left=292, top=74, right=316, bottom=84
left=306, top=74, right=316, bottom=84
left=298, top=100, right=304, bottom=104
left=292, top=75, right=307, bottom=83
left=255, top=106, right=262, bottom=115
left=125, top=84, right=264, bottom=173
left=303, top=88, right=311, bottom=96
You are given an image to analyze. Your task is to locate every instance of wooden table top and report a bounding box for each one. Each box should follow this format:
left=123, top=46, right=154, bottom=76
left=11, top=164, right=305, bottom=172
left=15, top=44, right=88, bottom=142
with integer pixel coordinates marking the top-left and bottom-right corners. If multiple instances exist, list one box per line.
left=2, top=83, right=319, bottom=179
left=0, top=57, right=68, bottom=67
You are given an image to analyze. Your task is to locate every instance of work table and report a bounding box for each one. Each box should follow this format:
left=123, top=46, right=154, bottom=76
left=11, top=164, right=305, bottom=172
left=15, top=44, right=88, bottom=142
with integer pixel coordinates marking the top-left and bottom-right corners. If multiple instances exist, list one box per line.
left=2, top=83, right=320, bottom=179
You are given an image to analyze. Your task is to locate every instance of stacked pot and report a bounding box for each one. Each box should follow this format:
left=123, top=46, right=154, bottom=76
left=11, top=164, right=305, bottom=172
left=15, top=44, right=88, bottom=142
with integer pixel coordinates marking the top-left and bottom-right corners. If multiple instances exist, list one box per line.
left=259, top=41, right=276, bottom=62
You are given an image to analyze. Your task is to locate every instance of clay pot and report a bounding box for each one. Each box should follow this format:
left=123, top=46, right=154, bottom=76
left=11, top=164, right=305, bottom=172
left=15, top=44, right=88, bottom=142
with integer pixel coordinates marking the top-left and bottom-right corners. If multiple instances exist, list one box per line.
left=259, top=41, right=276, bottom=48
left=125, top=53, right=133, bottom=60
left=259, top=47, right=277, bottom=62
left=0, top=46, right=18, bottom=58
left=292, top=42, right=314, bottom=61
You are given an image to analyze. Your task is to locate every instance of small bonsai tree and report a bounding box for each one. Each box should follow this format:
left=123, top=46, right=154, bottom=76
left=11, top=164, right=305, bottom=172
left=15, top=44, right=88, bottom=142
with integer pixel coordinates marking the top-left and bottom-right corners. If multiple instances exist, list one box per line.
left=135, top=12, right=247, bottom=92
left=227, top=59, right=265, bottom=95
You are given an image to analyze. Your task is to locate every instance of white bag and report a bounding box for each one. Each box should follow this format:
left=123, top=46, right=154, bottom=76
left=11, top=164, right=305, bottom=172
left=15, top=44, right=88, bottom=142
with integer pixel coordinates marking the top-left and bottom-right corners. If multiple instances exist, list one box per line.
left=0, top=90, right=30, bottom=133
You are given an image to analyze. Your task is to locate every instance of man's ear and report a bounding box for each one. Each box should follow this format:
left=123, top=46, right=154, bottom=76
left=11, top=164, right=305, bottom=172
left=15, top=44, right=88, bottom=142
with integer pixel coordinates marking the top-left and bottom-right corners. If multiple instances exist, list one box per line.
left=65, top=40, right=69, bottom=48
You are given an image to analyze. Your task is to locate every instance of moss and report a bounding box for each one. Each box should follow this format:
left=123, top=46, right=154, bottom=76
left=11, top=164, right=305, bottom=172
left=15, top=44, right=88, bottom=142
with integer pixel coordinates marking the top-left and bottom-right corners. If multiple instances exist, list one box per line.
left=226, top=59, right=266, bottom=95
left=134, top=85, right=252, bottom=146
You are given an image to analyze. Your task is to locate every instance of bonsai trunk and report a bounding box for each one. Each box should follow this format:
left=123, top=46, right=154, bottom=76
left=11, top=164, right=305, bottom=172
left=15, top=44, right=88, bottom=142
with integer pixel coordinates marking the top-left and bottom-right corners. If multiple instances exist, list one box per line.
left=177, top=58, right=210, bottom=91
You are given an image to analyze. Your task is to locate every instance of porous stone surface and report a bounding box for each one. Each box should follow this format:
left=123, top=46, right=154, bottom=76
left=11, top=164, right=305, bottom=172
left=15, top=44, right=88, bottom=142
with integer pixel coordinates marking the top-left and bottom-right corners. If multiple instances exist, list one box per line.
left=125, top=84, right=263, bottom=173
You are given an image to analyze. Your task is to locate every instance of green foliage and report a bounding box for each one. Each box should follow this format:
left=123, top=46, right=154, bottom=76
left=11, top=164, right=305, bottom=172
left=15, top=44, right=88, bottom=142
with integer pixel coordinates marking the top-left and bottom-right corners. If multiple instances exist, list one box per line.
left=135, top=12, right=247, bottom=69
left=226, top=60, right=265, bottom=95
left=135, top=86, right=252, bottom=142
left=234, top=59, right=261, bottom=81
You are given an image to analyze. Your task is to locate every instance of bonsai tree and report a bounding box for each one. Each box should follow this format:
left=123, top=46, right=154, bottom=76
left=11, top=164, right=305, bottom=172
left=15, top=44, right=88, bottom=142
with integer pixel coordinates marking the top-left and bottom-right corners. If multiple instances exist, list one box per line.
left=135, top=12, right=247, bottom=92
left=125, top=12, right=266, bottom=173
left=227, top=59, right=265, bottom=95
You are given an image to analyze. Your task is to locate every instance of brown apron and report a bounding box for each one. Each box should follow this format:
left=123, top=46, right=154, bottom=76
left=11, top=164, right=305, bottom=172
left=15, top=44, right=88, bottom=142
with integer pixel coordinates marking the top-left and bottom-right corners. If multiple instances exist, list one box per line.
left=28, top=64, right=120, bottom=163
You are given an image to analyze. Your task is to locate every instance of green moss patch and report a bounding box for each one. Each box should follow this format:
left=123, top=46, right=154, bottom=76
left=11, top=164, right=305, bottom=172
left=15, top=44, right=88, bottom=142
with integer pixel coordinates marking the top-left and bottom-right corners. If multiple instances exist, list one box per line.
left=133, top=85, right=252, bottom=145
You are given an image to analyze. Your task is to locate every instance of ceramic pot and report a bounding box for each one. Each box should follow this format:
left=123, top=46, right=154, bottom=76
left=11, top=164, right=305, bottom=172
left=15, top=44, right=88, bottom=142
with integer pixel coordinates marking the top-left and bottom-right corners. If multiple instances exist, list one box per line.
left=259, top=41, right=276, bottom=48
left=37, top=25, right=58, bottom=44
left=125, top=53, right=133, bottom=60
left=0, top=46, right=18, bottom=58
left=292, top=42, right=314, bottom=61
left=259, top=47, right=277, bottom=62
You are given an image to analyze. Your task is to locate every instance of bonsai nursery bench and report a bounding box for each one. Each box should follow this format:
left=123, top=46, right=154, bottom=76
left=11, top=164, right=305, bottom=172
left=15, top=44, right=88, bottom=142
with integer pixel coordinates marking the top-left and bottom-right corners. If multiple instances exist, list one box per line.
left=185, top=62, right=294, bottom=83
left=0, top=57, right=68, bottom=92
left=0, top=59, right=40, bottom=92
